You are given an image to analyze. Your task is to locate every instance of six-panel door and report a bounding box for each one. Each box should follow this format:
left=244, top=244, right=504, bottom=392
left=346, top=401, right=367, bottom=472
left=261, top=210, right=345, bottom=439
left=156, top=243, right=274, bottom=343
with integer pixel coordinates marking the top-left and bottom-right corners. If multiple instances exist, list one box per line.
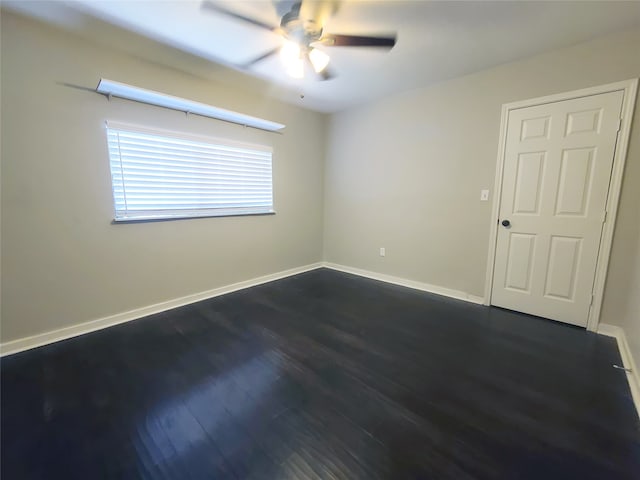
left=491, top=91, right=624, bottom=327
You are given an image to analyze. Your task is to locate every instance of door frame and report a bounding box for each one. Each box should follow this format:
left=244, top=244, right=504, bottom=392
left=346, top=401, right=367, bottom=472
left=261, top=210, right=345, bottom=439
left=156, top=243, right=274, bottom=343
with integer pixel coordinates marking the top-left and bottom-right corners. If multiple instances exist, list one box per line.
left=483, top=79, right=638, bottom=332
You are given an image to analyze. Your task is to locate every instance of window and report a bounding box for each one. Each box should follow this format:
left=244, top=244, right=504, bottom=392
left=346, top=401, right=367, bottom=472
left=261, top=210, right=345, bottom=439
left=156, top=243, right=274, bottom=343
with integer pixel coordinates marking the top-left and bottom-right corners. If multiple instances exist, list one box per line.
left=106, top=122, right=274, bottom=221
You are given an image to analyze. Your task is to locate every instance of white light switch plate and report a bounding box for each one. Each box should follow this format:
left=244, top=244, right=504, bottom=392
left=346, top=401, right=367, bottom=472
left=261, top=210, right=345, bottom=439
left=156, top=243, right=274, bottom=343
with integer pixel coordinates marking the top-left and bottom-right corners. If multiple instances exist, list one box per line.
left=480, top=189, right=490, bottom=201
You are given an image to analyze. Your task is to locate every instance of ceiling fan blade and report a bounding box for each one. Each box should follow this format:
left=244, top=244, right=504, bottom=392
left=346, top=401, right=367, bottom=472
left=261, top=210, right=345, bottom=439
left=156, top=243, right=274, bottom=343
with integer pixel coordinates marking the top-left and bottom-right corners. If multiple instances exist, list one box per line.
left=201, top=1, right=277, bottom=32
left=319, top=33, right=396, bottom=48
left=242, top=47, right=281, bottom=68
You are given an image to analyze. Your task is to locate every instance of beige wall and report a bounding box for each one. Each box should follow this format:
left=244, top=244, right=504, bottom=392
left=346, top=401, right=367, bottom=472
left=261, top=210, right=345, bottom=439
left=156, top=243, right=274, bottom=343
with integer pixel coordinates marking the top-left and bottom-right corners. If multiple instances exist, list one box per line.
left=0, top=12, right=326, bottom=342
left=324, top=28, right=640, bottom=348
left=618, top=233, right=640, bottom=367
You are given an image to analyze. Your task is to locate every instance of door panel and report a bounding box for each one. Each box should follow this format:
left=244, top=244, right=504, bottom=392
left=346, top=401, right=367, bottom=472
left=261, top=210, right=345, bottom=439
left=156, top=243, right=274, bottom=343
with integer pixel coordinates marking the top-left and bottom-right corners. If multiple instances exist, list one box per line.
left=555, top=148, right=594, bottom=216
left=521, top=116, right=551, bottom=140
left=491, top=90, right=624, bottom=327
left=543, top=236, right=581, bottom=301
left=513, top=152, right=546, bottom=214
left=565, top=108, right=602, bottom=136
left=505, top=233, right=536, bottom=292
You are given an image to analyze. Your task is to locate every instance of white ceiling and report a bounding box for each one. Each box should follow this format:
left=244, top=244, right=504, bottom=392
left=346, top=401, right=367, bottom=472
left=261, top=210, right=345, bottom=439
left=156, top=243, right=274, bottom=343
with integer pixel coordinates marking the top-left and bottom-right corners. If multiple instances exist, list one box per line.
left=5, top=1, right=640, bottom=113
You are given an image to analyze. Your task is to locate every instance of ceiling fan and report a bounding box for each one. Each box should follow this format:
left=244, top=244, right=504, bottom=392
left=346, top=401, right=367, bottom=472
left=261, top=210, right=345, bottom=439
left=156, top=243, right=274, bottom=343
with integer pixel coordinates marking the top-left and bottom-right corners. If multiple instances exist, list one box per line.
left=201, top=0, right=397, bottom=80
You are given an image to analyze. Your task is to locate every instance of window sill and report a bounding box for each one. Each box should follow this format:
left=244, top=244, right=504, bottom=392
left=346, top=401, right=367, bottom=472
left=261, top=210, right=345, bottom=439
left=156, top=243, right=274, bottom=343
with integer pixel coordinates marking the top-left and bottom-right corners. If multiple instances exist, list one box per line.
left=111, top=211, right=276, bottom=224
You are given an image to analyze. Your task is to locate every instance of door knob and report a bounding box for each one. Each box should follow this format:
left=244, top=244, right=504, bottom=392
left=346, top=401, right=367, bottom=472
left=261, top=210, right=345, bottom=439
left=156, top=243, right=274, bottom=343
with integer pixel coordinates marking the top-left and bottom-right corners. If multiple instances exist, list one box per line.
left=501, top=219, right=511, bottom=227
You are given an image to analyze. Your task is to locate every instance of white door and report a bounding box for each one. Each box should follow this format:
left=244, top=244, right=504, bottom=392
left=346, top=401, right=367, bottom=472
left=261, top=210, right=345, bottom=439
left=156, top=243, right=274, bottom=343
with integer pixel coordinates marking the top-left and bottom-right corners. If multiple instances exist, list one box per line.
left=491, top=91, right=623, bottom=327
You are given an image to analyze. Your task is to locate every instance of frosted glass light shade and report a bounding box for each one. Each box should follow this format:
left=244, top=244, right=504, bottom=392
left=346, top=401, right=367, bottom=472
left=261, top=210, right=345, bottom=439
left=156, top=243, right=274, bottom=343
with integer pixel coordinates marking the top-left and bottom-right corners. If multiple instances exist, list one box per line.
left=309, top=48, right=330, bottom=73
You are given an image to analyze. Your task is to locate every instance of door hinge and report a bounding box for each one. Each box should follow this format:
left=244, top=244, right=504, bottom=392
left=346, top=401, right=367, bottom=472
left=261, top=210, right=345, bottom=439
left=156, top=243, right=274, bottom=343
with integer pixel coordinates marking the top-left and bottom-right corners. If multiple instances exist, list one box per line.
left=617, top=118, right=622, bottom=132
left=589, top=294, right=595, bottom=306
left=602, top=211, right=607, bottom=223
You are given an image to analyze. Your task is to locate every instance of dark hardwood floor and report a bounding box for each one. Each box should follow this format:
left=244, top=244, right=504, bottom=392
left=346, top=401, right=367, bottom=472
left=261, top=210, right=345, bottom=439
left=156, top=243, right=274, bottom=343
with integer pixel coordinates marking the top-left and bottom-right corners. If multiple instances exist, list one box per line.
left=2, top=268, right=639, bottom=479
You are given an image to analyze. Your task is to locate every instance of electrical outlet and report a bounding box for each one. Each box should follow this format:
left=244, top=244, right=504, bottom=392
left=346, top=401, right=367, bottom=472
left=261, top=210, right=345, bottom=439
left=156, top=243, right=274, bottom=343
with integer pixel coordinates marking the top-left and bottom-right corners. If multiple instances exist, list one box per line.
left=379, top=247, right=386, bottom=257
left=480, top=189, right=490, bottom=201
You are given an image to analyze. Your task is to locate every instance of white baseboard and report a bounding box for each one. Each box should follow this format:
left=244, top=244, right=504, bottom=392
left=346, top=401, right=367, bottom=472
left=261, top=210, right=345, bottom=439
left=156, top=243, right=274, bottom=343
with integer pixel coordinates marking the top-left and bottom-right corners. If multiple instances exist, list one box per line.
left=598, top=323, right=640, bottom=419
left=322, top=262, right=485, bottom=305
left=0, top=262, right=323, bottom=357
left=0, top=261, right=480, bottom=356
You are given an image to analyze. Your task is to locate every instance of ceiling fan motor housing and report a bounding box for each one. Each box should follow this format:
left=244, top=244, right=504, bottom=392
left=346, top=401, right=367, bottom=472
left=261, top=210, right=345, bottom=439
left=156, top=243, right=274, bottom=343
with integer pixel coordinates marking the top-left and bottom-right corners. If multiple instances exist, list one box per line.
left=281, top=4, right=323, bottom=46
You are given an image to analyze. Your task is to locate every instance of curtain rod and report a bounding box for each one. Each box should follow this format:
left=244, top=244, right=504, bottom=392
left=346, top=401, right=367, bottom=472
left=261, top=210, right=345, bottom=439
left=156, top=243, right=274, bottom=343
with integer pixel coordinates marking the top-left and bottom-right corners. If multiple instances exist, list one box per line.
left=58, top=80, right=286, bottom=134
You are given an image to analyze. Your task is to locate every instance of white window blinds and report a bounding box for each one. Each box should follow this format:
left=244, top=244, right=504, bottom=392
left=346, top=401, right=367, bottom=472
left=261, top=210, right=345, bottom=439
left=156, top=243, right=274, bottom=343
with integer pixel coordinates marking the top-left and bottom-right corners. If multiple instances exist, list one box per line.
left=106, top=122, right=274, bottom=221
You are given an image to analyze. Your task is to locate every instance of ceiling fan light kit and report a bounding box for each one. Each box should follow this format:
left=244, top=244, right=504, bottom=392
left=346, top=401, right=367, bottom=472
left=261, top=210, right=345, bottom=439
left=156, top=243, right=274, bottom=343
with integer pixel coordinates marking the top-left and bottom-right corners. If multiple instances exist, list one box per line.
left=202, top=0, right=397, bottom=81
left=280, top=40, right=330, bottom=78
left=308, top=48, right=330, bottom=73
left=280, top=40, right=304, bottom=78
